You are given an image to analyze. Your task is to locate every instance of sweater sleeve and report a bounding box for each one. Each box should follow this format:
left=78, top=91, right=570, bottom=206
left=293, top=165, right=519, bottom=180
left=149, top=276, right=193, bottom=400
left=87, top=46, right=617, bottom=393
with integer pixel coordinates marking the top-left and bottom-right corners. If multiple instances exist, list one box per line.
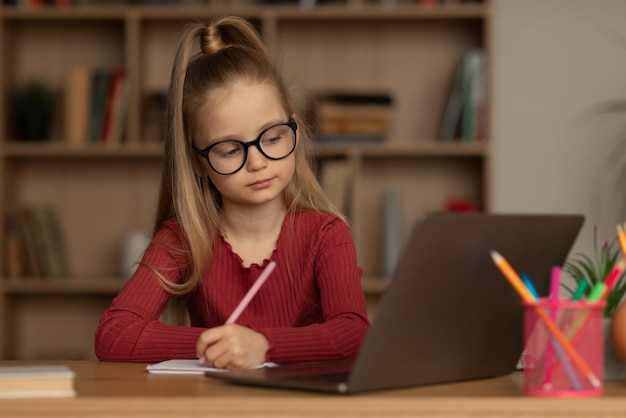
left=94, top=223, right=203, bottom=362
left=257, top=218, right=370, bottom=363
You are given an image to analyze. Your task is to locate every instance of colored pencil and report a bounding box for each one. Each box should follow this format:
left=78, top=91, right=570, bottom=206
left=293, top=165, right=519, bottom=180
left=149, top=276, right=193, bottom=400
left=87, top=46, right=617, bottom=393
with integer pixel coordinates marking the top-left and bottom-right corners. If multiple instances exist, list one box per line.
left=617, top=223, right=626, bottom=256
left=490, top=250, right=600, bottom=388
left=541, top=266, right=562, bottom=388
left=225, top=261, right=276, bottom=325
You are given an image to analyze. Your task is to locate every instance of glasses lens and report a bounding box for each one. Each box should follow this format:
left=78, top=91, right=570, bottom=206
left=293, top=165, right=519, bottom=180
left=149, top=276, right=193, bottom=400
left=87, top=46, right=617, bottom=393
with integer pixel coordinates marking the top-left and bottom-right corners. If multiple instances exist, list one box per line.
left=208, top=141, right=245, bottom=174
left=259, top=124, right=296, bottom=159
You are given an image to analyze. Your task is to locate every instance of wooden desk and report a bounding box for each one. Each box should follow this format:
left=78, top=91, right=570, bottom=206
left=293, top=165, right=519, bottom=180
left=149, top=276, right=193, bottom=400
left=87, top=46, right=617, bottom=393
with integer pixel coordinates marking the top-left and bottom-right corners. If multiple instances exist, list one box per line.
left=1, top=361, right=626, bottom=418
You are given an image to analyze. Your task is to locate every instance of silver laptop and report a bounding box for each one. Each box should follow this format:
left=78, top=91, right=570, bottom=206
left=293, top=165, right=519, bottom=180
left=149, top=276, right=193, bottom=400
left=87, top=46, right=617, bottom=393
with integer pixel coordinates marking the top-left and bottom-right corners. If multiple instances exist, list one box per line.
left=205, top=212, right=584, bottom=394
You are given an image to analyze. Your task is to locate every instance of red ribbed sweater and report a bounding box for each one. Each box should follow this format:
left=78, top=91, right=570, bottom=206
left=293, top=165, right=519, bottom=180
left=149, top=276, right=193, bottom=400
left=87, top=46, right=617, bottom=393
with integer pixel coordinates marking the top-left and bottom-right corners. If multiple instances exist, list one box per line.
left=94, top=211, right=370, bottom=364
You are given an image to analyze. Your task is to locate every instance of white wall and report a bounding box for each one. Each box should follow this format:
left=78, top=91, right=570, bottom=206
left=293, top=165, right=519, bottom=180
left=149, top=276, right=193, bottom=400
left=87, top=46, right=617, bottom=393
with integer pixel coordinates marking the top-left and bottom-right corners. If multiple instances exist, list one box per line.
left=492, top=0, right=626, bottom=257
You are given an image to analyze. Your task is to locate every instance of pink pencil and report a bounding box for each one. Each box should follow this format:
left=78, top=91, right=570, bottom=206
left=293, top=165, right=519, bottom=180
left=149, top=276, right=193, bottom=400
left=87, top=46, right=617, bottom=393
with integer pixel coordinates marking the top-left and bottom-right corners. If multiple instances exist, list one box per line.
left=541, top=265, right=561, bottom=388
left=225, top=261, right=276, bottom=324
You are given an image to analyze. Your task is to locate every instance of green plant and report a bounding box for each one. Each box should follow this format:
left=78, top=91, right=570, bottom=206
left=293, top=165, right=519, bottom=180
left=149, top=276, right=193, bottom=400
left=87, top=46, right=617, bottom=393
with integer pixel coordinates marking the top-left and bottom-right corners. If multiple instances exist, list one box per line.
left=562, top=226, right=626, bottom=317
left=13, top=80, right=57, bottom=141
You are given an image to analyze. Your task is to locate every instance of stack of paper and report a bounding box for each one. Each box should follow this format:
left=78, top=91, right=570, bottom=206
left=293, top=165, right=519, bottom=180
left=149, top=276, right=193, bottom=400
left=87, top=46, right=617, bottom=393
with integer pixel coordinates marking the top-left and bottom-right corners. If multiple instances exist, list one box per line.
left=0, top=365, right=76, bottom=398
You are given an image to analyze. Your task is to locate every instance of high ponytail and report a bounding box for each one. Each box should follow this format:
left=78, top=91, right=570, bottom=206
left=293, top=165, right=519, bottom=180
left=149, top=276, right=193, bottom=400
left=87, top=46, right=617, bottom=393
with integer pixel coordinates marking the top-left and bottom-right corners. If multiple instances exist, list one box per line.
left=200, top=17, right=270, bottom=60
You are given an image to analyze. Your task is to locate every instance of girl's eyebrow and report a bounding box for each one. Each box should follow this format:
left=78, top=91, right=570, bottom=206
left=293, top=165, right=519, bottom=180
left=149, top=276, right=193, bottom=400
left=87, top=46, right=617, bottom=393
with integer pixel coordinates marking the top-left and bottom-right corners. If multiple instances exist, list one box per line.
left=208, top=118, right=288, bottom=144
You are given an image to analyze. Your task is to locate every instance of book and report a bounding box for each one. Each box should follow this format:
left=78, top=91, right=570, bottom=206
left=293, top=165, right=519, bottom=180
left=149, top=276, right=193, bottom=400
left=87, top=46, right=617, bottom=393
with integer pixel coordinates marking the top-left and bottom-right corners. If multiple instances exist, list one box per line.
left=104, top=71, right=131, bottom=145
left=87, top=69, right=112, bottom=143
left=317, top=105, right=390, bottom=136
left=473, top=51, right=488, bottom=141
left=438, top=49, right=487, bottom=142
left=63, top=67, right=92, bottom=146
left=318, top=92, right=393, bottom=106
left=3, top=212, right=23, bottom=277
left=315, top=133, right=385, bottom=145
left=29, top=206, right=69, bottom=279
left=0, top=365, right=75, bottom=398
left=100, top=68, right=128, bottom=145
left=461, top=49, right=486, bottom=142
left=14, top=206, right=68, bottom=279
left=381, top=188, right=403, bottom=278
left=16, top=208, right=41, bottom=278
left=437, top=58, right=465, bottom=141
left=146, top=359, right=278, bottom=375
left=313, top=91, right=393, bottom=144
left=318, top=159, right=354, bottom=215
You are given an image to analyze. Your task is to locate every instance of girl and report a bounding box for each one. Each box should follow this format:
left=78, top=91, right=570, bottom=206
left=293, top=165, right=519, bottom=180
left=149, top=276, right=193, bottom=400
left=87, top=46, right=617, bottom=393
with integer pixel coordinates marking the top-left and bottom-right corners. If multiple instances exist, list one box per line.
left=94, top=16, right=370, bottom=369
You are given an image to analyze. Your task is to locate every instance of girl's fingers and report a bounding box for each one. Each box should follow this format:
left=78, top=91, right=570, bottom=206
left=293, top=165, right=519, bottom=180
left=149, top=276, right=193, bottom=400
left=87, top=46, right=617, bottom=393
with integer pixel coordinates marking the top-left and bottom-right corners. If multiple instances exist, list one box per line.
left=196, top=327, right=225, bottom=359
left=202, top=339, right=230, bottom=367
left=196, top=324, right=268, bottom=369
left=210, top=350, right=233, bottom=369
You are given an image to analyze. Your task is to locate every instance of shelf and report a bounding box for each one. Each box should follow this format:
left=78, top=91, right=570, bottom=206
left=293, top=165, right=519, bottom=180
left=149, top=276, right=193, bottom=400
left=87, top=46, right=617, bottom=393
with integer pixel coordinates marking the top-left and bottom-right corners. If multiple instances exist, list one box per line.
left=0, top=3, right=488, bottom=21
left=0, top=278, right=126, bottom=295
left=265, top=4, right=487, bottom=20
left=2, top=140, right=485, bottom=160
left=315, top=141, right=488, bottom=158
left=2, top=141, right=164, bottom=159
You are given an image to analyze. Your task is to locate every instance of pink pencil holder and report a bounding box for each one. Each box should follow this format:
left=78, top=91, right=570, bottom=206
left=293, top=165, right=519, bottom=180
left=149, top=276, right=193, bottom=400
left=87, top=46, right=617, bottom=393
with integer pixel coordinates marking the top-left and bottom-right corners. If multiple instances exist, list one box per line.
left=522, top=300, right=604, bottom=398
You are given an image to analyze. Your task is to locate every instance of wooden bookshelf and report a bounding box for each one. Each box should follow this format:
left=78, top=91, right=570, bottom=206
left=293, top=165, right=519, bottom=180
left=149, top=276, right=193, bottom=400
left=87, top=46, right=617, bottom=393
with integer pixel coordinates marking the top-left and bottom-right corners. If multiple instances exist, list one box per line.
left=0, top=0, right=491, bottom=360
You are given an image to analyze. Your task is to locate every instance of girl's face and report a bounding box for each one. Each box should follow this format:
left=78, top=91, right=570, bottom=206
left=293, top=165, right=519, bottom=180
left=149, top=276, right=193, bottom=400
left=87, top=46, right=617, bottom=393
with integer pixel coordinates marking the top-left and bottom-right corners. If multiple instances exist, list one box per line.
left=193, top=82, right=297, bottom=210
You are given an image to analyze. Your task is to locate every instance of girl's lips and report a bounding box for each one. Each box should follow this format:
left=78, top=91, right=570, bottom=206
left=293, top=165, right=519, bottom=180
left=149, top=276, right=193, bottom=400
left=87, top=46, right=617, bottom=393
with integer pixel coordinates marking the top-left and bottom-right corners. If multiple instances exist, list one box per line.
left=249, top=178, right=272, bottom=189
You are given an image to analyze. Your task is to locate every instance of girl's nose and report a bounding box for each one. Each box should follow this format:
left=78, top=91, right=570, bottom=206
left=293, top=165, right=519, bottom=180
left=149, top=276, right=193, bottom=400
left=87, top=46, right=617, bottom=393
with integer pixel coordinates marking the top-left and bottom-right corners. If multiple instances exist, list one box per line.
left=245, top=146, right=268, bottom=171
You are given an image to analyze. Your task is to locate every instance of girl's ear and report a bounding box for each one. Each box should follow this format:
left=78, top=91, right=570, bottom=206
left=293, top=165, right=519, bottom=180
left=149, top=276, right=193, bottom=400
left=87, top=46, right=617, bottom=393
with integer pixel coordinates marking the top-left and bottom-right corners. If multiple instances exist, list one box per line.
left=191, top=149, right=211, bottom=178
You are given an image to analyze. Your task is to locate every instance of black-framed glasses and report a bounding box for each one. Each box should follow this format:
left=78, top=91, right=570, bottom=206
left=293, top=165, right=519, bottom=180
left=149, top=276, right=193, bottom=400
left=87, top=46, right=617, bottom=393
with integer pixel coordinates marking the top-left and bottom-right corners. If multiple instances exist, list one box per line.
left=192, top=120, right=298, bottom=175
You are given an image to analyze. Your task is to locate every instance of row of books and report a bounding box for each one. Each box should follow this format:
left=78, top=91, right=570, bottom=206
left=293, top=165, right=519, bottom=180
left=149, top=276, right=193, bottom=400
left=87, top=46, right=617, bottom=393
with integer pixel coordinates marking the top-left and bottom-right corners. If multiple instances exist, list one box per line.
left=62, top=52, right=482, bottom=148
left=64, top=67, right=130, bottom=147
left=438, top=48, right=487, bottom=142
left=311, top=92, right=393, bottom=145
left=4, top=206, right=69, bottom=279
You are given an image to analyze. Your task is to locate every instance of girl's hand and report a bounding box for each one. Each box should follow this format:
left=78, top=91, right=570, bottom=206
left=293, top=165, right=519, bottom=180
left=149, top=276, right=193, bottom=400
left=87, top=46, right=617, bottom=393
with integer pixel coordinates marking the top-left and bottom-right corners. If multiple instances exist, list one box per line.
left=196, top=324, right=270, bottom=369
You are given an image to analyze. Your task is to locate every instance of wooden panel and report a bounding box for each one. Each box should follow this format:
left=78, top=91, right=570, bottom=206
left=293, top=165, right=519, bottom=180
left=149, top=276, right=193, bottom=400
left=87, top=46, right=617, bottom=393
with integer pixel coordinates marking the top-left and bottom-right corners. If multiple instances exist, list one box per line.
left=6, top=295, right=114, bottom=360
left=8, top=159, right=161, bottom=278
left=7, top=20, right=124, bottom=87
left=353, top=156, right=484, bottom=276
left=140, top=17, right=265, bottom=94
left=141, top=20, right=187, bottom=94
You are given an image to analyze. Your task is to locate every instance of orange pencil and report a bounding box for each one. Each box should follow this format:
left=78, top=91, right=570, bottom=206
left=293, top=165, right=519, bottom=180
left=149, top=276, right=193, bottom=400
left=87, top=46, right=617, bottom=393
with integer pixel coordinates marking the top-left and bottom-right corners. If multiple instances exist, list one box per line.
left=617, top=223, right=626, bottom=257
left=490, top=250, right=601, bottom=388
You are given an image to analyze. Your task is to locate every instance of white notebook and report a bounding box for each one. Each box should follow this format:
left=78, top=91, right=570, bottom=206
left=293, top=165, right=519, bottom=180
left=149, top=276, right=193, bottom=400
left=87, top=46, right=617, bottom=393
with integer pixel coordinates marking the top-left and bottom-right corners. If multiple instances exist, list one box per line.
left=146, top=359, right=278, bottom=375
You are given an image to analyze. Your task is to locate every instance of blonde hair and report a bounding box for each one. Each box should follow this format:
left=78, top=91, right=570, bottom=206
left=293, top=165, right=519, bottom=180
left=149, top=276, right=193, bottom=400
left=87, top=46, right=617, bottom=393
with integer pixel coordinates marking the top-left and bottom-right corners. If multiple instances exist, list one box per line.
left=153, top=16, right=343, bottom=295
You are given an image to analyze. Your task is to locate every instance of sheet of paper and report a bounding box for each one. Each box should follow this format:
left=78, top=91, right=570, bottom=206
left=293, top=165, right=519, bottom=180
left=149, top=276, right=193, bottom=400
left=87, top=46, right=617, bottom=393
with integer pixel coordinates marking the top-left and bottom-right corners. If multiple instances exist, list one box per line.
left=146, top=359, right=278, bottom=375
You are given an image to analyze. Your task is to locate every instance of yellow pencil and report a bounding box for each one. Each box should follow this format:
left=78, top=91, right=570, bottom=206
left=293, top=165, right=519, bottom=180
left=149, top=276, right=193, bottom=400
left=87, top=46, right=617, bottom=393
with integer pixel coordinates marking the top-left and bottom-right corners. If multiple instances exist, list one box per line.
left=490, top=250, right=600, bottom=388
